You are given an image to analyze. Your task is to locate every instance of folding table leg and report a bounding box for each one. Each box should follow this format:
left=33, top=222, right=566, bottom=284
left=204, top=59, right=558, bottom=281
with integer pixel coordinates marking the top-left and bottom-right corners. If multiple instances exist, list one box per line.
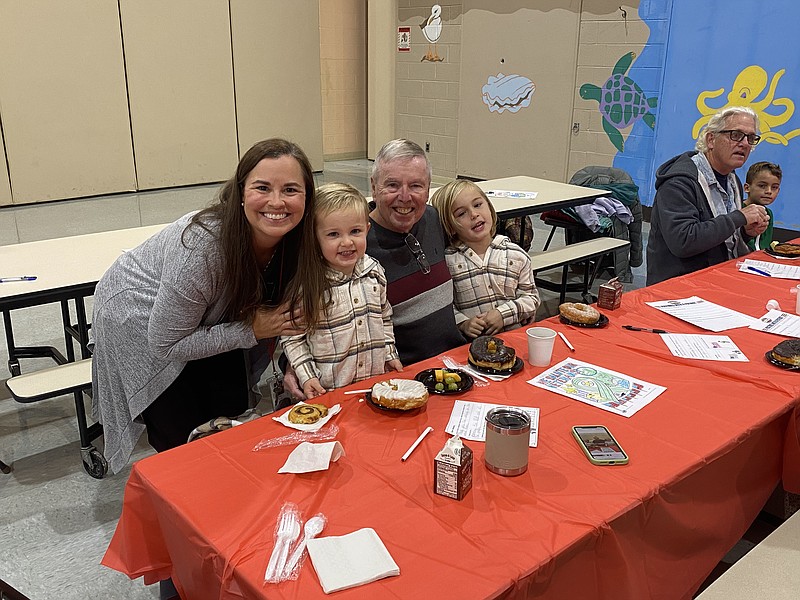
left=73, top=388, right=108, bottom=479
left=559, top=265, right=569, bottom=304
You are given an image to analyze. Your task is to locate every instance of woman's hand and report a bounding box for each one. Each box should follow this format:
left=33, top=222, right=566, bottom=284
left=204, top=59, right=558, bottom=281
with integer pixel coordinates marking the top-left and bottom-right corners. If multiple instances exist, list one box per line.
left=385, top=359, right=403, bottom=373
left=252, top=303, right=305, bottom=339
left=282, top=365, right=307, bottom=402
left=303, top=378, right=327, bottom=399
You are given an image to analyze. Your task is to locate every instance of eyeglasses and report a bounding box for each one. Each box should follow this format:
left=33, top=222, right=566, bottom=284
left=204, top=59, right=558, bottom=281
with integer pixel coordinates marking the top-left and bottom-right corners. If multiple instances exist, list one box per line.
left=404, top=233, right=431, bottom=274
left=718, top=129, right=761, bottom=146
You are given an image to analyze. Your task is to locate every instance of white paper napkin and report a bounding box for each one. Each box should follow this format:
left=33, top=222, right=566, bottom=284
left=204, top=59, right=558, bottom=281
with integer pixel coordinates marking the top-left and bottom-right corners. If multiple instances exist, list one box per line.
left=277, top=441, right=345, bottom=474
left=307, top=528, right=400, bottom=594
left=272, top=402, right=341, bottom=432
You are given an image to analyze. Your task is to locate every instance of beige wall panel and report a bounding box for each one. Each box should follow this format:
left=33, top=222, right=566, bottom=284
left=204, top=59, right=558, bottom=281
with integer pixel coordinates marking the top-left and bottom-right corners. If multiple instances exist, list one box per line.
left=457, top=1, right=581, bottom=181
left=367, top=0, right=396, bottom=159
left=120, top=0, right=238, bottom=189
left=231, top=0, right=324, bottom=170
left=0, top=125, right=11, bottom=206
left=0, top=1, right=136, bottom=203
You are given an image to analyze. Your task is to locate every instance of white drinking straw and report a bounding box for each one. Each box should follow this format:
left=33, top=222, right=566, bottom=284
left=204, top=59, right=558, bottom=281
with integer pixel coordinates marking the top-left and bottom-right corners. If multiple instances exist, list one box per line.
left=401, top=426, right=434, bottom=462
left=558, top=331, right=575, bottom=352
left=343, top=389, right=371, bottom=395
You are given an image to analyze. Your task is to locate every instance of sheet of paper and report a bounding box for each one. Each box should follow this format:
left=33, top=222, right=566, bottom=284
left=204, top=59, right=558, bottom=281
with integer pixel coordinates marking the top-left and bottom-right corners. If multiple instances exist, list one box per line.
left=660, top=334, right=748, bottom=361
left=445, top=401, right=539, bottom=447
left=528, top=358, right=665, bottom=417
left=739, top=258, right=800, bottom=280
left=485, top=190, right=538, bottom=199
left=749, top=309, right=800, bottom=337
left=645, top=296, right=758, bottom=332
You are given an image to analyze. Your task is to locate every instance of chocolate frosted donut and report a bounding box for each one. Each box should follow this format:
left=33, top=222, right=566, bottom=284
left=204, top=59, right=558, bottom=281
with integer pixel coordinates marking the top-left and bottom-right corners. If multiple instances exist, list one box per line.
left=772, top=339, right=800, bottom=366
left=469, top=336, right=516, bottom=370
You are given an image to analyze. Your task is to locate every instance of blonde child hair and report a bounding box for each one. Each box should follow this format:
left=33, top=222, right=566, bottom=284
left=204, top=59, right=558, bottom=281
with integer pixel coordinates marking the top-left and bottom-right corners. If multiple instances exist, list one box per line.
left=310, top=182, right=371, bottom=319
left=430, top=179, right=498, bottom=246
left=314, top=182, right=370, bottom=222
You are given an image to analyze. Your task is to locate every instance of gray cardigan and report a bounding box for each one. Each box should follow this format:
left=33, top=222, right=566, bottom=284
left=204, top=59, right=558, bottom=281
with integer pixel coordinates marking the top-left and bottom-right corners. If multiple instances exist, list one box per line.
left=91, top=213, right=257, bottom=473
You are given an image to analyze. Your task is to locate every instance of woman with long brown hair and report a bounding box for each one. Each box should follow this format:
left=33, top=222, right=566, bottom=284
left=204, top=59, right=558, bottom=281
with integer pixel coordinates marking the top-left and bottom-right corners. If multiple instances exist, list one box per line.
left=91, top=138, right=326, bottom=474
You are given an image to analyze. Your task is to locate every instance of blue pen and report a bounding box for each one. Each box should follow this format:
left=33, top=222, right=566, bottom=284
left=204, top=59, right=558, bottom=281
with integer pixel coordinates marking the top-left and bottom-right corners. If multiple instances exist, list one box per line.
left=0, top=276, right=37, bottom=283
left=746, top=265, right=772, bottom=277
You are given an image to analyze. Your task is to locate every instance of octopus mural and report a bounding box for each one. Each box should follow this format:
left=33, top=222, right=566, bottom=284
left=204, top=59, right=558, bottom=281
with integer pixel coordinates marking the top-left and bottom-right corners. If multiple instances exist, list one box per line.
left=693, top=65, right=800, bottom=145
left=481, top=73, right=535, bottom=113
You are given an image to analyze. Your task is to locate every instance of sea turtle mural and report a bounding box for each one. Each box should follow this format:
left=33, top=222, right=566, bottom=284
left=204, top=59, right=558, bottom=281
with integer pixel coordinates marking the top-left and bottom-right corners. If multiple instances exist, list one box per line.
left=692, top=65, right=800, bottom=145
left=580, top=52, right=657, bottom=152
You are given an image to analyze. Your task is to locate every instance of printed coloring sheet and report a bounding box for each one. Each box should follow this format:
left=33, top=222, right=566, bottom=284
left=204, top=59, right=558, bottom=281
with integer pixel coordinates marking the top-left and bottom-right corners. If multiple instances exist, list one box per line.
left=529, top=359, right=665, bottom=417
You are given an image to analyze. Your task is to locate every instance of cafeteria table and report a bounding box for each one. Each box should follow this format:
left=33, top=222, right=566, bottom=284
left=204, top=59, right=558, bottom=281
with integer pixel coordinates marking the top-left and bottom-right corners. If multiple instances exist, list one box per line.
left=0, top=224, right=167, bottom=375
left=474, top=175, right=606, bottom=219
left=442, top=174, right=607, bottom=250
left=102, top=250, right=800, bottom=600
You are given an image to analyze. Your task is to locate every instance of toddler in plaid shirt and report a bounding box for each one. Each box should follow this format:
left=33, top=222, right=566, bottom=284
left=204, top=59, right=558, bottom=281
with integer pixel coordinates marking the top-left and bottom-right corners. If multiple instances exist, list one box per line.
left=280, top=183, right=403, bottom=399
left=431, top=180, right=541, bottom=338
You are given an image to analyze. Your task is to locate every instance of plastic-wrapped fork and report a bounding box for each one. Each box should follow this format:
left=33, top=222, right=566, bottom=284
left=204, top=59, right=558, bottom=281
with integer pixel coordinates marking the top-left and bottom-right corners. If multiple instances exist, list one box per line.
left=441, top=356, right=494, bottom=385
left=265, top=503, right=302, bottom=583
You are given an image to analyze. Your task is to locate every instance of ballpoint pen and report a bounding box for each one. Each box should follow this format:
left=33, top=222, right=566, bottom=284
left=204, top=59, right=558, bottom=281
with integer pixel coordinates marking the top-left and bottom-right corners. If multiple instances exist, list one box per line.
left=622, top=325, right=671, bottom=334
left=0, top=276, right=37, bottom=283
left=745, top=265, right=772, bottom=277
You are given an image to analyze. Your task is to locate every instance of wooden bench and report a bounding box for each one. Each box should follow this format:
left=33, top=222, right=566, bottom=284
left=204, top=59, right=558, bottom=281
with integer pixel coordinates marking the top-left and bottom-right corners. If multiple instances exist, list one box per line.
left=695, top=509, right=800, bottom=599
left=531, top=237, right=631, bottom=303
left=4, top=358, right=107, bottom=478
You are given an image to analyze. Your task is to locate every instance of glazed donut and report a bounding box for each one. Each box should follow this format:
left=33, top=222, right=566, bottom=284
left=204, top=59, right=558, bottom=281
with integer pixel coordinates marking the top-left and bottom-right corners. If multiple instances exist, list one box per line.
left=288, top=403, right=329, bottom=424
left=371, top=379, right=429, bottom=410
left=559, top=302, right=601, bottom=325
left=771, top=242, right=800, bottom=256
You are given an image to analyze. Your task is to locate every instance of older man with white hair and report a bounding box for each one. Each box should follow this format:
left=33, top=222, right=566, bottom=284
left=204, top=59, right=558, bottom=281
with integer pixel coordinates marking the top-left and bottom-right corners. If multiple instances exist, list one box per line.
left=366, top=139, right=464, bottom=365
left=647, top=106, right=769, bottom=285
left=280, top=139, right=464, bottom=400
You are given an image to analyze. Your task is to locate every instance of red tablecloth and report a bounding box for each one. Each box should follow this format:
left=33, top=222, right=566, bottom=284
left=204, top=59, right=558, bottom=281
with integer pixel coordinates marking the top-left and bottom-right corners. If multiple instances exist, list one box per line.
left=102, top=252, right=800, bottom=600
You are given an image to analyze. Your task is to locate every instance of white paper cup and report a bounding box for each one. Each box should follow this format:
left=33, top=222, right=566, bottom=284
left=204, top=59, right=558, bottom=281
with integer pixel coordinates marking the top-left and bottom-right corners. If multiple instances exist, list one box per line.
left=527, top=327, right=557, bottom=367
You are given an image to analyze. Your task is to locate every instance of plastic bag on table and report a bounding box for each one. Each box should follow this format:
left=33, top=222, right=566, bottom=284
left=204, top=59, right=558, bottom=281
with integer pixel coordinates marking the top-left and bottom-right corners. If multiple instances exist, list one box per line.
left=253, top=423, right=340, bottom=451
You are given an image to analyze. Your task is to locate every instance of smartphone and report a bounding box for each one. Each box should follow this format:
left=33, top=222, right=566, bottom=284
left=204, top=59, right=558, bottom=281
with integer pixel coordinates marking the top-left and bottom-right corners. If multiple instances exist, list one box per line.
left=572, top=425, right=629, bottom=465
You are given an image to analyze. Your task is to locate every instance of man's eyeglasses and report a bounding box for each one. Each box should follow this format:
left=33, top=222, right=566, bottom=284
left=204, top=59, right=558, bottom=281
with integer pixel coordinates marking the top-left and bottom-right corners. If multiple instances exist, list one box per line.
left=404, top=233, right=431, bottom=274
left=718, top=129, right=761, bottom=146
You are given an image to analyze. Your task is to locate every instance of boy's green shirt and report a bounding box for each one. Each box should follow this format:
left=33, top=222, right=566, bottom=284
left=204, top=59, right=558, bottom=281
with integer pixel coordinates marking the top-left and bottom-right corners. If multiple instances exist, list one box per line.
left=745, top=204, right=774, bottom=251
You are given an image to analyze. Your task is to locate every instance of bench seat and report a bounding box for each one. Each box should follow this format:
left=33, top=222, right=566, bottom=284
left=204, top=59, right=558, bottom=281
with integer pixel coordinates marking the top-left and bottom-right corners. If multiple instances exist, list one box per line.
left=5, top=358, right=107, bottom=478
left=5, top=358, right=92, bottom=403
left=531, top=237, right=630, bottom=303
left=695, top=510, right=800, bottom=599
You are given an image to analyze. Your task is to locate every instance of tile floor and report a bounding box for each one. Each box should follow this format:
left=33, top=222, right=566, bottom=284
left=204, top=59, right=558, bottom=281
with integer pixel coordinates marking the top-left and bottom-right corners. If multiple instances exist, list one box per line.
left=0, top=159, right=768, bottom=599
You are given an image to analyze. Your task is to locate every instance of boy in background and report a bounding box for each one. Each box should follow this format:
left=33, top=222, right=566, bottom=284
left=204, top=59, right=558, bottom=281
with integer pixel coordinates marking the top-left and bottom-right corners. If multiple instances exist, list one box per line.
left=744, top=161, right=782, bottom=250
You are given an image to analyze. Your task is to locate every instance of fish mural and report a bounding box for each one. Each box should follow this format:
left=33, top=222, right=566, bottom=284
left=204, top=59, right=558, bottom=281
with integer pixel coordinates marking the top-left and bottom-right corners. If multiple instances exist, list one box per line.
left=693, top=65, right=800, bottom=145
left=481, top=73, right=535, bottom=114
